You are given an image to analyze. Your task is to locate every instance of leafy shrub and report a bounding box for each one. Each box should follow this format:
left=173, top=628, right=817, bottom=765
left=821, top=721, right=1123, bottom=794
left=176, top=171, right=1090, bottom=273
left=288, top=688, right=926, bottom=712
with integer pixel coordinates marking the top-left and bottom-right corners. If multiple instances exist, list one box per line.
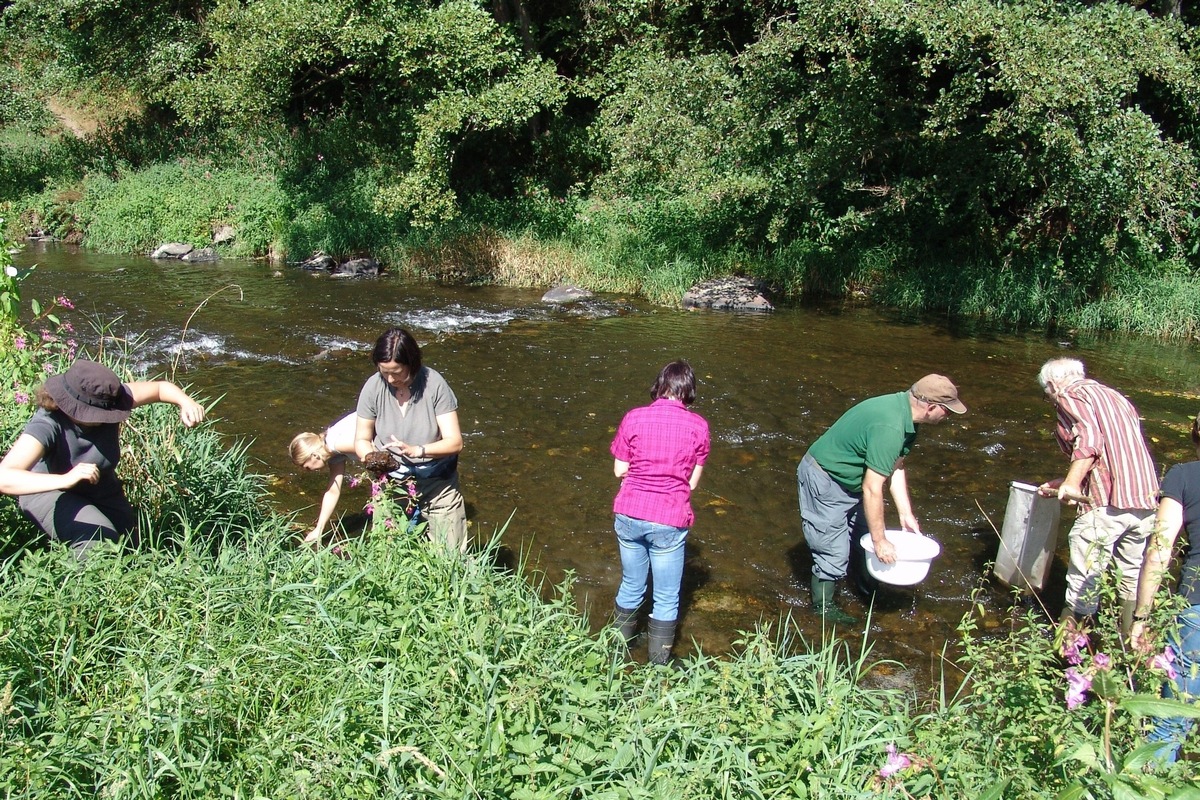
left=66, top=161, right=289, bottom=256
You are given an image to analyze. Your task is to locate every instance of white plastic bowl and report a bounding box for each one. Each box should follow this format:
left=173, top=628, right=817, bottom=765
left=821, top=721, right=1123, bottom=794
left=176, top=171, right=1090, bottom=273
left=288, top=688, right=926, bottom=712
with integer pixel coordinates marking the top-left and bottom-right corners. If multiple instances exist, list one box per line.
left=859, top=530, right=941, bottom=586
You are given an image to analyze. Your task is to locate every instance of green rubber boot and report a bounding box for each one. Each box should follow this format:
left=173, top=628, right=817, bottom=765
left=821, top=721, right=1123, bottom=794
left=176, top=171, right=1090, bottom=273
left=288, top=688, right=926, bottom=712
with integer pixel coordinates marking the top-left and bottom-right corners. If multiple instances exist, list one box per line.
left=811, top=577, right=858, bottom=626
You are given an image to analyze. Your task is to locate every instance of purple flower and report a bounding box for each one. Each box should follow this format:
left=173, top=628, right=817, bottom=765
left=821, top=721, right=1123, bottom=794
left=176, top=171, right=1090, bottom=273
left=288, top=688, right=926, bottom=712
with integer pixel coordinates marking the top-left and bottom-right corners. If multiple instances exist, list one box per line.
left=384, top=518, right=394, bottom=529
left=1066, top=667, right=1092, bottom=709
left=13, top=336, right=25, bottom=350
left=364, top=503, right=374, bottom=515
left=1061, top=629, right=1088, bottom=665
left=347, top=475, right=361, bottom=488
left=408, top=482, right=418, bottom=497
left=370, top=481, right=382, bottom=497
left=1151, top=647, right=1178, bottom=680
left=60, top=322, right=74, bottom=333
left=56, top=295, right=74, bottom=310
left=1092, top=652, right=1111, bottom=671
left=879, top=744, right=912, bottom=778
left=13, top=391, right=29, bottom=403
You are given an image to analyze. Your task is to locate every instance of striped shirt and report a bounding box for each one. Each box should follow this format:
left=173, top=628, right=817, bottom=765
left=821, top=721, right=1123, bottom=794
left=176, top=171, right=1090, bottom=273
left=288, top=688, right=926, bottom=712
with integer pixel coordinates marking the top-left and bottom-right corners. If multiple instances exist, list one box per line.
left=611, top=398, right=710, bottom=528
left=1053, top=378, right=1158, bottom=510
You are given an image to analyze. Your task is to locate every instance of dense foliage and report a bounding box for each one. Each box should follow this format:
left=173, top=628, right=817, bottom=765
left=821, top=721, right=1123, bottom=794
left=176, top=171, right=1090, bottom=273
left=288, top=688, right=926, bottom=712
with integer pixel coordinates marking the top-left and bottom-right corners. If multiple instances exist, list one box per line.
left=4, top=1, right=1200, bottom=331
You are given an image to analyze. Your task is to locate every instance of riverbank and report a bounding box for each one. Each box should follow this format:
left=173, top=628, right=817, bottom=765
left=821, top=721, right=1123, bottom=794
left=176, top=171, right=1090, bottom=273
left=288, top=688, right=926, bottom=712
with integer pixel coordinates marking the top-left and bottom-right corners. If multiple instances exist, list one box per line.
left=6, top=159, right=1200, bottom=338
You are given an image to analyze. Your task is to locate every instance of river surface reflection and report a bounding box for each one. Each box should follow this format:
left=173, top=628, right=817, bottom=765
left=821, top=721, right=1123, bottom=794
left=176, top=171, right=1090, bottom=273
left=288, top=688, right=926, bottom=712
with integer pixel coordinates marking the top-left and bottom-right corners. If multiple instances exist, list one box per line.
left=14, top=242, right=1200, bottom=688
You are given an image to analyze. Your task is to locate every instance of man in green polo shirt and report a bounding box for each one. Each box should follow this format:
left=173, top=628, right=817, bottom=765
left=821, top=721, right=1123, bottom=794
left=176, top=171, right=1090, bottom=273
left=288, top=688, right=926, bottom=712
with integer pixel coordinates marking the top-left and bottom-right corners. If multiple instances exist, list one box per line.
left=797, top=374, right=966, bottom=624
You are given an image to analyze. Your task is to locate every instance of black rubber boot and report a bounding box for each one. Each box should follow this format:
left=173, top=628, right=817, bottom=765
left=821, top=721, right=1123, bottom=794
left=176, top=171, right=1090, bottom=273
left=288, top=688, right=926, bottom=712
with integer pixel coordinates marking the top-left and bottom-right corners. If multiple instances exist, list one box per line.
left=811, top=576, right=858, bottom=626
left=647, top=618, right=677, bottom=665
left=614, top=604, right=639, bottom=645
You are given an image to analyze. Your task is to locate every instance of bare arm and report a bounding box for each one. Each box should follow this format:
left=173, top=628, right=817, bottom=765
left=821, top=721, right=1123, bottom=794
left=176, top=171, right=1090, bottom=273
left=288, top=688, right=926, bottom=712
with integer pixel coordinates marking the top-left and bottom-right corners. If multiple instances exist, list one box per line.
left=354, top=416, right=376, bottom=461
left=614, top=459, right=629, bottom=479
left=1130, top=497, right=1183, bottom=650
left=0, top=434, right=99, bottom=495
left=688, top=464, right=704, bottom=492
left=888, top=466, right=921, bottom=534
left=306, top=459, right=346, bottom=543
left=863, top=467, right=897, bottom=564
left=1040, top=456, right=1096, bottom=504
left=384, top=410, right=465, bottom=460
left=126, top=380, right=205, bottom=427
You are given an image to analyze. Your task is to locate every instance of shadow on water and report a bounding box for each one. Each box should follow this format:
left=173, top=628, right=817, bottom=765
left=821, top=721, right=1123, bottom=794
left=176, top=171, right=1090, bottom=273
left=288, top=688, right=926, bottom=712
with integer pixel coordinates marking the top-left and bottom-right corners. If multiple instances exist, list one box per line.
left=14, top=242, right=1200, bottom=693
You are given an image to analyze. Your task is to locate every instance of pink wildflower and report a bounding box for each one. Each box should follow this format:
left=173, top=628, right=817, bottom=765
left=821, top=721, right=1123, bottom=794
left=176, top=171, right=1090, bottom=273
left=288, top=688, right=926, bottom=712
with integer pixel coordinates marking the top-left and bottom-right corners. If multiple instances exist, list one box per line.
left=1092, top=652, right=1111, bottom=671
left=60, top=322, right=74, bottom=333
left=347, top=475, right=361, bottom=488
left=879, top=744, right=912, bottom=778
left=408, top=482, right=418, bottom=497
left=1151, top=647, right=1178, bottom=680
left=14, top=391, right=29, bottom=404
left=14, top=335, right=25, bottom=350
left=1066, top=667, right=1092, bottom=709
left=364, top=503, right=374, bottom=515
left=56, top=295, right=74, bottom=310
left=370, top=481, right=382, bottom=497
left=384, top=518, right=394, bottom=529
left=1060, top=629, right=1088, bottom=665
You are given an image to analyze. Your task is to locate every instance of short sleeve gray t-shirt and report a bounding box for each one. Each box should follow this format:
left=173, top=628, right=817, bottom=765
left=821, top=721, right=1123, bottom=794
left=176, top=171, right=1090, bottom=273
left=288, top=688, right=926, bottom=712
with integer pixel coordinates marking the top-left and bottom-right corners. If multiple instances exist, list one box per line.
left=355, top=366, right=458, bottom=451
left=20, top=408, right=123, bottom=500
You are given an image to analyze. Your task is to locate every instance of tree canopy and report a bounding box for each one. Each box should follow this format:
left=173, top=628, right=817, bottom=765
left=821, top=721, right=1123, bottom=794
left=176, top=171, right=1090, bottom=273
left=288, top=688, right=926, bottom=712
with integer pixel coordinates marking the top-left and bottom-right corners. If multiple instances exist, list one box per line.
left=3, top=0, right=1200, bottom=319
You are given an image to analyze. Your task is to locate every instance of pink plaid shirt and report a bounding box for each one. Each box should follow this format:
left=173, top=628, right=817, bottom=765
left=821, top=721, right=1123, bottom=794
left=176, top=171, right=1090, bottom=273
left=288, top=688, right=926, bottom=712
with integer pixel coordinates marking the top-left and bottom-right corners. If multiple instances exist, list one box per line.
left=611, top=398, right=710, bottom=528
left=1053, top=378, right=1159, bottom=510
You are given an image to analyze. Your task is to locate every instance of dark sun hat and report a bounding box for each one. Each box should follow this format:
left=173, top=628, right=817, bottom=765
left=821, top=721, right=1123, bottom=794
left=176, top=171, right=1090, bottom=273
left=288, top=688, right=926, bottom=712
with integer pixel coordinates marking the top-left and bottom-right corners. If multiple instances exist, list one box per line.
left=44, top=360, right=134, bottom=424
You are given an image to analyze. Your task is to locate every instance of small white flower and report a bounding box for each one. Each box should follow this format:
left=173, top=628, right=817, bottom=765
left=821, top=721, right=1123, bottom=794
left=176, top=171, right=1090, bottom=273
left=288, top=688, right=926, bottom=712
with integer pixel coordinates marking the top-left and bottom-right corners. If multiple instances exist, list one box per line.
left=4, top=266, right=17, bottom=277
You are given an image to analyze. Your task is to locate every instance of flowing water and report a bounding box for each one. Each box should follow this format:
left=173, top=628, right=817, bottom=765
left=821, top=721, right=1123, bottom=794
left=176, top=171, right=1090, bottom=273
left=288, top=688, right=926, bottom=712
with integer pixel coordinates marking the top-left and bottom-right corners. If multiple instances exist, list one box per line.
left=14, top=242, right=1200, bottom=687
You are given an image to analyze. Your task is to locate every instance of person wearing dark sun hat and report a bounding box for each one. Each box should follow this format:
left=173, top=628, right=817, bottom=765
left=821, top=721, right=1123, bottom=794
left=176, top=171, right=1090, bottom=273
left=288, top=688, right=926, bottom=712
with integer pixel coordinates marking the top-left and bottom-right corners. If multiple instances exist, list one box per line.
left=0, top=359, right=205, bottom=558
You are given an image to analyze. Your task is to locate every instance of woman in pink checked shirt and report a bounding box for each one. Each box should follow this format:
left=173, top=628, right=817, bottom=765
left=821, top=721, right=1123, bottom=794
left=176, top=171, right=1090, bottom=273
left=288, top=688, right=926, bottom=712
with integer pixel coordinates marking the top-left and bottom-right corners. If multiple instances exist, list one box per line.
left=610, top=360, right=710, bottom=665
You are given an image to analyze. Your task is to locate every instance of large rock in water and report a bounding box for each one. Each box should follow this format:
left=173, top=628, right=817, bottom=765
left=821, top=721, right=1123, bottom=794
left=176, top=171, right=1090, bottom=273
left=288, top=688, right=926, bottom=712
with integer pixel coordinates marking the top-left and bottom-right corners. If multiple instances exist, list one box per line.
left=151, top=242, right=194, bottom=259
left=541, top=284, right=593, bottom=304
left=682, top=277, right=773, bottom=312
left=181, top=247, right=219, bottom=262
left=332, top=257, right=381, bottom=277
left=298, top=252, right=337, bottom=271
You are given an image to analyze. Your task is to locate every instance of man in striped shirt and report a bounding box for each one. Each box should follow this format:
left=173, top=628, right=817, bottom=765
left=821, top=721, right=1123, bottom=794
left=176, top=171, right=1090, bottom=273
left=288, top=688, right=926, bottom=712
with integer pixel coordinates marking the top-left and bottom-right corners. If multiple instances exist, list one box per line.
left=1037, top=358, right=1159, bottom=633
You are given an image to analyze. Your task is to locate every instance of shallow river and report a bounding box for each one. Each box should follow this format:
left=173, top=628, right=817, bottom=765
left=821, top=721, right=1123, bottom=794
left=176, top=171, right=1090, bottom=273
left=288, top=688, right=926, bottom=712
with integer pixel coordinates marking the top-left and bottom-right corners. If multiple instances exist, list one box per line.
left=14, top=242, right=1200, bottom=687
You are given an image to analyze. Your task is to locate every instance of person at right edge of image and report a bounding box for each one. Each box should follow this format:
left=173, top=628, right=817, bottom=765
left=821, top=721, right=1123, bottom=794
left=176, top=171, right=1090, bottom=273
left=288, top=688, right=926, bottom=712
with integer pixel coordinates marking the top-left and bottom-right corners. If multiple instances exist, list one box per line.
left=1128, top=411, right=1200, bottom=765
left=797, top=374, right=966, bottom=625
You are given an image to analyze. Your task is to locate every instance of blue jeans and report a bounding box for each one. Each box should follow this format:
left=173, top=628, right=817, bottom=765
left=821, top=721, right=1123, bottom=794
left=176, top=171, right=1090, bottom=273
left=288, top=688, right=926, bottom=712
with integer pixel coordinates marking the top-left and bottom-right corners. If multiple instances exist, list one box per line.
left=614, top=514, right=688, bottom=622
left=1149, top=605, right=1200, bottom=763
